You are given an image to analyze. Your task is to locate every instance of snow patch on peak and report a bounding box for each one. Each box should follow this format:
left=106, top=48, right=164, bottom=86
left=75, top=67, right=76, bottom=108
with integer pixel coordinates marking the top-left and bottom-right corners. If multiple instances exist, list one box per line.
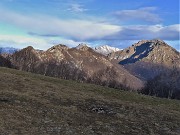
left=94, top=45, right=121, bottom=55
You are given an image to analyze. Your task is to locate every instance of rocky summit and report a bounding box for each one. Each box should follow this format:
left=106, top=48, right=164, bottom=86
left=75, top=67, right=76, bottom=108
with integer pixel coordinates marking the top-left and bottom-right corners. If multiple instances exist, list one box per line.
left=108, top=39, right=180, bottom=67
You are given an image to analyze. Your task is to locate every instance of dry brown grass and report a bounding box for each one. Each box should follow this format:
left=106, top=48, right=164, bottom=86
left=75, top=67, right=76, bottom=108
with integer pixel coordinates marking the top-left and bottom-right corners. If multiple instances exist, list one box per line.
left=0, top=67, right=180, bottom=135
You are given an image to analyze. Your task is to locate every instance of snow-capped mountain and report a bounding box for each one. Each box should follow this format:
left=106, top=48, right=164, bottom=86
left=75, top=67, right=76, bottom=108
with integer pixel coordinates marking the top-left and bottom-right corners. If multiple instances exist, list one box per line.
left=94, top=45, right=121, bottom=56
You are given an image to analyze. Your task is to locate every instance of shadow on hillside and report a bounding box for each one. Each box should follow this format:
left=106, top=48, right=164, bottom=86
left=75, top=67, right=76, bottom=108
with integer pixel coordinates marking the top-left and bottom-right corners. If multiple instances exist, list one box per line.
left=119, top=42, right=153, bottom=65
left=141, top=67, right=180, bottom=100
left=0, top=55, right=12, bottom=68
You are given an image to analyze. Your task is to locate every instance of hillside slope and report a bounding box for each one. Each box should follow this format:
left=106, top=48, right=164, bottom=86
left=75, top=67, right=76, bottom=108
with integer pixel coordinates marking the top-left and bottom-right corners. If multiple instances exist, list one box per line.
left=0, top=67, right=180, bottom=135
left=10, top=45, right=143, bottom=90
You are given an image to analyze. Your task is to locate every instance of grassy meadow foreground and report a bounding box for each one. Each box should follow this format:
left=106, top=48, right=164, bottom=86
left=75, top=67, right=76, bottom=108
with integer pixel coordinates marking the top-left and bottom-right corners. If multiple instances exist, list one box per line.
left=0, top=67, right=180, bottom=135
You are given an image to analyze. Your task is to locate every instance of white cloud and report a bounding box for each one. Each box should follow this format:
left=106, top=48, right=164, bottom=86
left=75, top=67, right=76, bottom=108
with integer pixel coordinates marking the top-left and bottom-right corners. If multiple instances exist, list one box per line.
left=0, top=8, right=121, bottom=41
left=0, top=8, right=179, bottom=50
left=67, top=3, right=88, bottom=12
left=104, top=24, right=180, bottom=41
left=0, top=8, right=178, bottom=42
left=0, top=34, right=50, bottom=49
left=114, top=7, right=162, bottom=23
left=46, top=37, right=84, bottom=48
left=0, top=34, right=86, bottom=49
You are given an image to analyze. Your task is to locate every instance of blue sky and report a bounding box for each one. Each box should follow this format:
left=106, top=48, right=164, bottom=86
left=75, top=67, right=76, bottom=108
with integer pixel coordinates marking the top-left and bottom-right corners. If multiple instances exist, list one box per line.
left=0, top=0, right=179, bottom=51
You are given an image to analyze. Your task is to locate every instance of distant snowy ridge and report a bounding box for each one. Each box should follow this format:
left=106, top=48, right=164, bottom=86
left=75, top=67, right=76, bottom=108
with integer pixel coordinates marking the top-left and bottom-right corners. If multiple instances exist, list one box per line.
left=94, top=45, right=121, bottom=55
left=0, top=47, right=19, bottom=54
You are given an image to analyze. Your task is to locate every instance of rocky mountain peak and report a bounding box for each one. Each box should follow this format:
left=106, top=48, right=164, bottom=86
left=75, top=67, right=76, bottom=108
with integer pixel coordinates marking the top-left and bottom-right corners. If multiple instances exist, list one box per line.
left=25, top=46, right=35, bottom=51
left=108, top=39, right=180, bottom=67
left=47, top=44, right=69, bottom=52
left=76, top=43, right=90, bottom=51
left=133, top=39, right=166, bottom=48
left=151, top=38, right=165, bottom=43
left=17, top=46, right=38, bottom=55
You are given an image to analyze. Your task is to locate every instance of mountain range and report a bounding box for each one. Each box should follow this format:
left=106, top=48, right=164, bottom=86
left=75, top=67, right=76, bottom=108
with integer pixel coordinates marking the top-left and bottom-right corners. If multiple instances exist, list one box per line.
left=0, top=39, right=180, bottom=99
left=9, top=44, right=143, bottom=90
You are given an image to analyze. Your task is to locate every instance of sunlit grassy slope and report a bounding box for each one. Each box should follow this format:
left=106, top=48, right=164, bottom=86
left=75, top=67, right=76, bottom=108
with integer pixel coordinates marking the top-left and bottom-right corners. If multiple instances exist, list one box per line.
left=0, top=67, right=180, bottom=135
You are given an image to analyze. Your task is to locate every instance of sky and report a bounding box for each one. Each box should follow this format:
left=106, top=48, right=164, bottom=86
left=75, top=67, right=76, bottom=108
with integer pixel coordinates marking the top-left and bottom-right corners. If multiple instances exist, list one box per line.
left=0, top=0, right=179, bottom=51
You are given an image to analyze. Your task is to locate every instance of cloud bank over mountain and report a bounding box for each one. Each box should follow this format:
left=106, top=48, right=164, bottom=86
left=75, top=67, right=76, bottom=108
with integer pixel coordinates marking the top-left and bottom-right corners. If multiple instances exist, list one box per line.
left=0, top=0, right=179, bottom=50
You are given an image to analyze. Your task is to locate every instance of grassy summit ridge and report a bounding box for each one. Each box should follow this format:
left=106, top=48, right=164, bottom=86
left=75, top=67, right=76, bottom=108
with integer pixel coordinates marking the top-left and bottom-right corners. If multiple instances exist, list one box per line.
left=0, top=67, right=180, bottom=135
